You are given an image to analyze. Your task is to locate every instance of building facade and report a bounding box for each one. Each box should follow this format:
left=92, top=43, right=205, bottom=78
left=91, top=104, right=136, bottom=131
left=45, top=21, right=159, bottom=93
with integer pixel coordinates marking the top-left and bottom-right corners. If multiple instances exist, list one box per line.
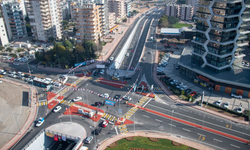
left=108, top=0, right=125, bottom=23
left=25, top=0, right=63, bottom=42
left=179, top=4, right=194, bottom=21
left=73, top=2, right=101, bottom=44
left=96, top=0, right=109, bottom=37
left=1, top=1, right=27, bottom=40
left=186, top=0, right=198, bottom=15
left=124, top=0, right=131, bottom=16
left=165, top=3, right=179, bottom=17
left=191, top=0, right=250, bottom=72
left=0, top=17, right=9, bottom=46
left=108, top=12, right=115, bottom=29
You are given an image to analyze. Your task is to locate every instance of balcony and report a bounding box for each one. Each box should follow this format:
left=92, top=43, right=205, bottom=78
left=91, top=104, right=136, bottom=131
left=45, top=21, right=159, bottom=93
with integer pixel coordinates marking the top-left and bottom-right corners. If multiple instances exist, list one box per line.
left=237, top=42, right=248, bottom=47
left=240, top=29, right=250, bottom=35
left=40, top=1, right=48, bottom=5
left=40, top=9, right=49, bottom=12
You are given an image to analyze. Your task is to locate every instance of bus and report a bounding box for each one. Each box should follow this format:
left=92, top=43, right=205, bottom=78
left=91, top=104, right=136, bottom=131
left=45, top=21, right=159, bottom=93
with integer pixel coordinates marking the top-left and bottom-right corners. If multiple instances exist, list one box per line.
left=33, top=77, right=52, bottom=87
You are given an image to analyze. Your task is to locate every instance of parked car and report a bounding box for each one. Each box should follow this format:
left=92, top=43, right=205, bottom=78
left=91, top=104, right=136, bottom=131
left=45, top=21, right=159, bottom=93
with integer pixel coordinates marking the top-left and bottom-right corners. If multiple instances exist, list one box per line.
left=93, top=71, right=98, bottom=76
left=185, top=89, right=192, bottom=94
left=216, top=100, right=223, bottom=106
left=190, top=91, right=197, bottom=96
left=53, top=106, right=62, bottom=112
left=95, top=101, right=104, bottom=106
left=102, top=120, right=109, bottom=128
left=100, top=93, right=109, bottom=98
left=84, top=136, right=93, bottom=144
left=245, top=63, right=249, bottom=67
left=223, top=102, right=230, bottom=109
left=71, top=96, right=82, bottom=102
left=109, top=57, right=114, bottom=61
left=157, top=72, right=166, bottom=75
left=36, top=117, right=45, bottom=127
left=123, top=96, right=132, bottom=101
left=237, top=107, right=243, bottom=113
left=0, top=80, right=2, bottom=83
left=13, top=62, right=19, bottom=66
left=242, top=62, right=245, bottom=66
left=231, top=93, right=242, bottom=99
left=100, top=69, right=105, bottom=75
left=176, top=65, right=180, bottom=69
left=17, top=72, right=24, bottom=76
left=94, top=128, right=102, bottom=135
left=141, top=57, right=145, bottom=61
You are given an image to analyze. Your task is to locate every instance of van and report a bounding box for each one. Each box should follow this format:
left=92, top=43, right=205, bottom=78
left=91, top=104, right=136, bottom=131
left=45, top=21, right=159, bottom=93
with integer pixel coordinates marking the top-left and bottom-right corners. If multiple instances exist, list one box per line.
left=126, top=53, right=129, bottom=57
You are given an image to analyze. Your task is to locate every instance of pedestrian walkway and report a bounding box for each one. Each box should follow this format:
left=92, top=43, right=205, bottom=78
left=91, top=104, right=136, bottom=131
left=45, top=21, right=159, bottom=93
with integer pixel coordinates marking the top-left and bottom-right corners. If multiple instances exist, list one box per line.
left=96, top=131, right=213, bottom=150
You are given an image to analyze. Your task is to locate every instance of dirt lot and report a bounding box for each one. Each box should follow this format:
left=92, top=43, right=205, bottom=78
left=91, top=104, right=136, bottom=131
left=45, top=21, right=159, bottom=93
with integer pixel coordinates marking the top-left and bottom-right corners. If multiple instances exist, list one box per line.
left=0, top=81, right=30, bottom=148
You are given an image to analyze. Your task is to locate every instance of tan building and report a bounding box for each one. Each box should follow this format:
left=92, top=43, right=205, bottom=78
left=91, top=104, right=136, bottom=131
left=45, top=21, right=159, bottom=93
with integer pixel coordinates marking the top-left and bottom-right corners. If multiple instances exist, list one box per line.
left=25, top=0, right=63, bottom=42
left=73, top=2, right=101, bottom=44
left=108, top=0, right=125, bottom=23
left=179, top=4, right=194, bottom=21
left=108, top=12, right=115, bottom=30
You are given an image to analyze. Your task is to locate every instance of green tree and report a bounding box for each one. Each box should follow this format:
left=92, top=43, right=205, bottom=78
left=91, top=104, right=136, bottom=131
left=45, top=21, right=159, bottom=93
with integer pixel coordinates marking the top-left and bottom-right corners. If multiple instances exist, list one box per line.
left=48, top=37, right=55, bottom=43
left=17, top=48, right=25, bottom=52
left=25, top=16, right=30, bottom=23
left=64, top=40, right=73, bottom=50
left=6, top=47, right=12, bottom=53
left=159, top=15, right=169, bottom=27
left=26, top=23, right=32, bottom=36
left=168, top=16, right=179, bottom=24
left=0, top=46, right=5, bottom=51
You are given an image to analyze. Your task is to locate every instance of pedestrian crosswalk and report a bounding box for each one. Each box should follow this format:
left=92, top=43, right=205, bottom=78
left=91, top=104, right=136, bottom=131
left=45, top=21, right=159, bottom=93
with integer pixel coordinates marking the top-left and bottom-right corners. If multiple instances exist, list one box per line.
left=58, top=77, right=85, bottom=96
left=60, top=100, right=74, bottom=106
left=125, top=84, right=162, bottom=91
left=158, top=94, right=164, bottom=98
left=101, top=113, right=118, bottom=123
left=123, top=107, right=138, bottom=119
left=37, top=101, right=47, bottom=106
left=117, top=124, right=128, bottom=134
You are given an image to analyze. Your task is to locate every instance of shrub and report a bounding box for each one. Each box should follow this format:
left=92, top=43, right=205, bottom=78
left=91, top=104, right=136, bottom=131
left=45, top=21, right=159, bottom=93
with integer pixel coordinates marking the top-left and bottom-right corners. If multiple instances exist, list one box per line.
left=125, top=136, right=135, bottom=141
left=148, top=137, right=159, bottom=142
left=108, top=141, right=117, bottom=148
left=172, top=141, right=182, bottom=146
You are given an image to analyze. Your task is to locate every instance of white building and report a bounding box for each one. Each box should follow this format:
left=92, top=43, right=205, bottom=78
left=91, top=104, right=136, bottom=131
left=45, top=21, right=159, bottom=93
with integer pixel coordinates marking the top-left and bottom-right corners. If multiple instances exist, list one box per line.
left=0, top=17, right=9, bottom=46
left=179, top=4, right=194, bottom=21
left=25, top=0, right=62, bottom=42
left=165, top=3, right=179, bottom=17
left=108, top=0, right=125, bottom=23
left=186, top=0, right=198, bottom=15
left=124, top=0, right=131, bottom=16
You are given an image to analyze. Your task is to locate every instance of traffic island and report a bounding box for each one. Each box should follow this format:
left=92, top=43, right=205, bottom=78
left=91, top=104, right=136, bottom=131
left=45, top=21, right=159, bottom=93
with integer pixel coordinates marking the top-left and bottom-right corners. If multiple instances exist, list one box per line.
left=48, top=100, right=59, bottom=109
left=97, top=78, right=127, bottom=88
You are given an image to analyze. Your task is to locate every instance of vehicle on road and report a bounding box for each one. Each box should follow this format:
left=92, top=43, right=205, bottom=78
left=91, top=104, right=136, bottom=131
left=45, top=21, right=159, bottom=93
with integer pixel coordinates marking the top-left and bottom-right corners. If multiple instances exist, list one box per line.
left=237, top=107, right=243, bottom=113
left=109, top=57, right=114, bottom=61
left=53, top=106, right=62, bottom=112
left=216, top=100, right=223, bottom=106
left=94, top=128, right=102, bottom=135
left=84, top=136, right=93, bottom=144
left=13, top=62, right=19, bottom=66
left=102, top=120, right=109, bottom=128
left=124, top=76, right=131, bottom=80
left=36, top=117, right=45, bottom=127
left=126, top=53, right=129, bottom=57
left=93, top=71, right=98, bottom=76
left=223, top=102, right=230, bottom=109
left=100, top=69, right=105, bottom=74
left=190, top=91, right=197, bottom=96
left=123, top=96, right=132, bottom=101
left=0, top=80, right=2, bottom=83
left=8, top=71, right=16, bottom=74
left=100, top=93, right=109, bottom=98
left=141, top=57, right=145, bottom=61
left=231, top=93, right=242, bottom=99
left=71, top=96, right=82, bottom=102
left=17, top=72, right=24, bottom=76
left=95, top=101, right=104, bottom=106
left=148, top=51, right=152, bottom=54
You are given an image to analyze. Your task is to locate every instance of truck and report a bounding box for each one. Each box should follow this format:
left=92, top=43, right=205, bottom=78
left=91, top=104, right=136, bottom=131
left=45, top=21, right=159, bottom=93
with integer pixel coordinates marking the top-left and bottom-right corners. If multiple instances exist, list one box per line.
left=88, top=110, right=95, bottom=118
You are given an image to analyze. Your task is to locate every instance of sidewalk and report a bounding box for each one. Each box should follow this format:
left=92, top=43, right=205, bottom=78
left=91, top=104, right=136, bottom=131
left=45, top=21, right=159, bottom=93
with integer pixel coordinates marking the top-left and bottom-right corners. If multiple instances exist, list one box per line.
left=96, top=131, right=214, bottom=150
left=0, top=79, right=38, bottom=150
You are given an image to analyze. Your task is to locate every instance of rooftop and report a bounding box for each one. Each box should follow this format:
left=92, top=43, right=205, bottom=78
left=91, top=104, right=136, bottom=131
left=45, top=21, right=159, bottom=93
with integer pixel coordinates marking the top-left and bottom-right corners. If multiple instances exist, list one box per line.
left=179, top=47, right=250, bottom=89
left=160, top=28, right=181, bottom=35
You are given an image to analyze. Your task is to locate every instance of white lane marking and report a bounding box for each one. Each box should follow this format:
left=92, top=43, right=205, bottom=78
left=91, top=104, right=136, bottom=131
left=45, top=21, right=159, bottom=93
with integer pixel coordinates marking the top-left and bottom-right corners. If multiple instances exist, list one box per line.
left=146, top=104, right=250, bottom=137
left=182, top=128, right=190, bottom=132
left=142, top=98, right=152, bottom=107
left=155, top=119, right=162, bottom=122
left=230, top=144, right=240, bottom=149
left=168, top=123, right=176, bottom=127
left=115, top=127, right=118, bottom=135
left=213, top=138, right=222, bottom=142
left=197, top=133, right=206, bottom=137
left=143, top=115, right=150, bottom=118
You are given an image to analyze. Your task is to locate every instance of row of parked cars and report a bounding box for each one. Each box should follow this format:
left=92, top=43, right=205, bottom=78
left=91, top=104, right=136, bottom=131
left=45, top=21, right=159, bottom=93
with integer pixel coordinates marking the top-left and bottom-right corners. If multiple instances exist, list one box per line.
left=157, top=53, right=171, bottom=75
left=215, top=99, right=243, bottom=113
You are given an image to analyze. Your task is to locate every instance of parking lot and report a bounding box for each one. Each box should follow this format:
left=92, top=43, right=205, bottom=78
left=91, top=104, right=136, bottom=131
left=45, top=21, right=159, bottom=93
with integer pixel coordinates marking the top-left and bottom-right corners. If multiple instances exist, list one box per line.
left=157, top=45, right=249, bottom=113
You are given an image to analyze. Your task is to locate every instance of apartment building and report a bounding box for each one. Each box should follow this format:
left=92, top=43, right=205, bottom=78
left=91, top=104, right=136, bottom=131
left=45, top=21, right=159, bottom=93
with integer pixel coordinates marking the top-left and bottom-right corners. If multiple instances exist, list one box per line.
left=124, top=0, right=131, bottom=16
left=108, top=0, right=125, bottom=23
left=179, top=4, right=193, bottom=21
left=25, top=0, right=62, bottom=42
left=1, top=1, right=27, bottom=40
left=0, top=6, right=9, bottom=46
left=165, top=3, right=179, bottom=17
left=73, top=2, right=101, bottom=44
left=96, top=0, right=109, bottom=36
left=108, top=12, right=115, bottom=30
left=186, top=0, right=198, bottom=15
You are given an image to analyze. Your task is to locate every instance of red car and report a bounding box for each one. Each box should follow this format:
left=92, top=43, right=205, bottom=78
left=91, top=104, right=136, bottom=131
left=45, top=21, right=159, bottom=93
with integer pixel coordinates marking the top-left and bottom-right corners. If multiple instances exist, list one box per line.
left=102, top=120, right=109, bottom=128
left=190, top=91, right=197, bottom=96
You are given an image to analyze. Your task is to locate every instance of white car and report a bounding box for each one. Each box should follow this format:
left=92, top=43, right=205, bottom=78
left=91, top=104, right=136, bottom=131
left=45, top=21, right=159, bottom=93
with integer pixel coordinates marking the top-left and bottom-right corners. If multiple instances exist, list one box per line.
left=216, top=100, right=223, bottom=106
left=123, top=96, right=131, bottom=101
left=84, top=136, right=93, bottom=144
left=242, top=62, right=245, bottom=66
left=237, top=107, right=243, bottom=113
left=223, top=102, right=230, bottom=109
left=53, top=106, right=62, bottom=112
left=231, top=93, right=242, bottom=99
left=245, top=63, right=249, bottom=67
left=0, top=80, right=2, bottom=83
left=109, top=57, right=114, bottom=61
left=71, top=96, right=82, bottom=102
left=100, top=69, right=105, bottom=74
left=100, top=93, right=109, bottom=98
left=17, top=72, right=24, bottom=76
left=13, top=63, right=19, bottom=66
left=36, top=117, right=45, bottom=127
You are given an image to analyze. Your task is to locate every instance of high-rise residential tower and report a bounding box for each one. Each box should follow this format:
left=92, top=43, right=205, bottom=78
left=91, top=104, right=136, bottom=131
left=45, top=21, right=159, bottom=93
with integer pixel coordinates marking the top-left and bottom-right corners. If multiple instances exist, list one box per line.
left=25, top=0, right=63, bottom=42
left=191, top=0, right=250, bottom=72
left=0, top=5, right=9, bottom=46
left=1, top=1, right=27, bottom=40
left=186, top=0, right=199, bottom=15
left=108, top=0, right=125, bottom=23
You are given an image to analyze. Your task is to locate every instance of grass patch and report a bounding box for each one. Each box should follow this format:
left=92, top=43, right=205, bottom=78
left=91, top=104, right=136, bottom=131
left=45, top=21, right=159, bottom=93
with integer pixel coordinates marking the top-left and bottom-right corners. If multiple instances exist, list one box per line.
left=106, top=136, right=197, bottom=150
left=171, top=23, right=191, bottom=28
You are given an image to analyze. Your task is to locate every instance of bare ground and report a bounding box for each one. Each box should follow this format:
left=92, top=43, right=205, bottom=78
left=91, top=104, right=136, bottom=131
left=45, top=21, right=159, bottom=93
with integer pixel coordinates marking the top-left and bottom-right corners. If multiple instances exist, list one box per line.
left=0, top=81, right=30, bottom=148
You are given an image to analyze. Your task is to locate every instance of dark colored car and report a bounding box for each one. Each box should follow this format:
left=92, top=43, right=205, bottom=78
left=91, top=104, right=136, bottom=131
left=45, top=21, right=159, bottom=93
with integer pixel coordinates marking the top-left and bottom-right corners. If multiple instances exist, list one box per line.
left=30, top=76, right=36, bottom=79
left=124, top=76, right=131, bottom=80
left=94, top=128, right=102, bottom=135
left=95, top=101, right=104, bottom=106
left=185, top=89, right=192, bottom=94
left=176, top=65, right=180, bottom=70
left=24, top=74, right=30, bottom=78
left=93, top=71, right=98, bottom=76
left=157, top=72, right=166, bottom=75
left=162, top=77, right=170, bottom=82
